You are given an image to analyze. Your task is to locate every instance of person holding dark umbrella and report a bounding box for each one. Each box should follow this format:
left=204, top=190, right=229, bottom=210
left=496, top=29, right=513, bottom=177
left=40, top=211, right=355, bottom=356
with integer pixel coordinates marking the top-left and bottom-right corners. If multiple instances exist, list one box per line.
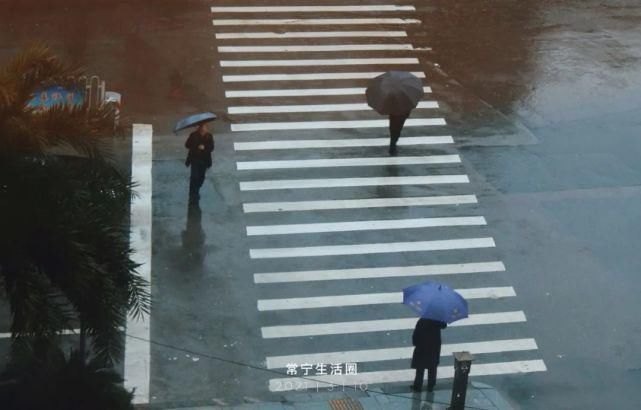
left=402, top=281, right=469, bottom=392
left=185, top=123, right=213, bottom=204
left=366, top=71, right=424, bottom=156
left=175, top=112, right=217, bottom=204
left=411, top=318, right=447, bottom=392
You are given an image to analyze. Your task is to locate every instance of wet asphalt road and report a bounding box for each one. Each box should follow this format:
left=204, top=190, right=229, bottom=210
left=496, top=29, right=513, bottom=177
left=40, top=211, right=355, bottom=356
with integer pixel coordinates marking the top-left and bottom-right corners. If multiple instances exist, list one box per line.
left=1, top=1, right=641, bottom=409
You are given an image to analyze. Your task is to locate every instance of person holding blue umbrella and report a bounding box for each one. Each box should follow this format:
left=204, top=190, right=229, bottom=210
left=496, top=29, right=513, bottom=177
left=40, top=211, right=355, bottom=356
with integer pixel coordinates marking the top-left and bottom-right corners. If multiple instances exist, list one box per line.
left=402, top=281, right=468, bottom=392
left=175, top=113, right=217, bottom=204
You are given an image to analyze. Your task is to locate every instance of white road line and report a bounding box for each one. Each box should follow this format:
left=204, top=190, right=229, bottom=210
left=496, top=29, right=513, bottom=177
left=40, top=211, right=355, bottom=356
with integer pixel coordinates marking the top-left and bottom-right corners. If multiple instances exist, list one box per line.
left=255, top=261, right=505, bottom=284
left=226, top=86, right=431, bottom=97
left=240, top=174, right=468, bottom=191
left=231, top=118, right=445, bottom=132
left=269, top=360, right=547, bottom=391
left=229, top=101, right=438, bottom=114
left=237, top=154, right=458, bottom=170
left=254, top=261, right=505, bottom=283
left=234, top=136, right=451, bottom=151
left=222, top=72, right=425, bottom=83
left=261, top=311, right=525, bottom=338
left=243, top=194, right=476, bottom=213
left=250, top=237, right=495, bottom=259
left=218, top=44, right=417, bottom=53
left=266, top=338, right=538, bottom=369
left=220, top=58, right=419, bottom=68
left=211, top=5, right=416, bottom=13
left=215, top=31, right=408, bottom=39
left=212, top=18, right=422, bottom=26
left=257, top=286, right=514, bottom=311
left=254, top=261, right=505, bottom=284
left=124, top=124, right=153, bottom=405
left=247, top=216, right=485, bottom=236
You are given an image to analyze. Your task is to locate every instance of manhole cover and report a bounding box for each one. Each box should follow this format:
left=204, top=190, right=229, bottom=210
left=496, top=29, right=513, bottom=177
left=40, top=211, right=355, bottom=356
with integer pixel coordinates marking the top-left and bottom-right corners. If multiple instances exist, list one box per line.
left=329, top=397, right=364, bottom=410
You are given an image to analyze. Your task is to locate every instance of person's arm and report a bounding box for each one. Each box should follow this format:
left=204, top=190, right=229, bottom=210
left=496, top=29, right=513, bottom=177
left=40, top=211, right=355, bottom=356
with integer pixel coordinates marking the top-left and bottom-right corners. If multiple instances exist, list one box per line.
left=204, top=134, right=214, bottom=154
left=185, top=133, right=195, bottom=150
left=412, top=326, right=418, bottom=346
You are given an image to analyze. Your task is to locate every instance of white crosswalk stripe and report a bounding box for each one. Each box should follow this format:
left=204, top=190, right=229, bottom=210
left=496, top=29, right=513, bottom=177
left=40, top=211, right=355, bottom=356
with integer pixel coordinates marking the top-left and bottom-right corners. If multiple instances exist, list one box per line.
left=212, top=18, right=422, bottom=26
left=218, top=44, right=418, bottom=53
left=257, top=286, right=514, bottom=311
left=253, top=261, right=506, bottom=283
left=231, top=118, right=445, bottom=132
left=234, top=136, right=452, bottom=151
left=220, top=57, right=420, bottom=67
left=247, top=216, right=485, bottom=236
left=269, top=360, right=547, bottom=391
left=225, top=86, right=431, bottom=97
left=237, top=154, right=458, bottom=170
left=208, top=0, right=544, bottom=393
left=261, top=311, right=526, bottom=338
left=249, top=237, right=496, bottom=259
left=242, top=194, right=476, bottom=213
left=216, top=31, right=408, bottom=39
left=265, top=338, right=537, bottom=368
left=229, top=101, right=438, bottom=114
left=211, top=5, right=416, bottom=13
left=223, top=72, right=426, bottom=83
left=240, top=175, right=469, bottom=191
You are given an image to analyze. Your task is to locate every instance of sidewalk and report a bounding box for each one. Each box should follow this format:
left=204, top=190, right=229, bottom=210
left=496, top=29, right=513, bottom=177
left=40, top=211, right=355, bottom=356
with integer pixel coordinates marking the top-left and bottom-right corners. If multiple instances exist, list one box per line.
left=166, top=382, right=512, bottom=410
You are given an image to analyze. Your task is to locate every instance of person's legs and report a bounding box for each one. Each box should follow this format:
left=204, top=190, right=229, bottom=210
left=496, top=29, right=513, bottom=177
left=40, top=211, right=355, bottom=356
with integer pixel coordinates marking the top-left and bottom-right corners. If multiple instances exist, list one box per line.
left=412, top=368, right=425, bottom=391
left=189, top=161, right=206, bottom=202
left=426, top=363, right=437, bottom=391
left=389, top=116, right=400, bottom=155
left=388, top=114, right=408, bottom=156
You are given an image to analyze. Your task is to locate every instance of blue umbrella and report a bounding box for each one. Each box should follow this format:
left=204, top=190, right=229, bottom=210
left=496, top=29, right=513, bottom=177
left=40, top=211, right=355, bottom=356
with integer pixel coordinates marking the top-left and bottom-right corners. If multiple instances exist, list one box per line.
left=402, top=281, right=468, bottom=324
left=174, top=112, right=217, bottom=133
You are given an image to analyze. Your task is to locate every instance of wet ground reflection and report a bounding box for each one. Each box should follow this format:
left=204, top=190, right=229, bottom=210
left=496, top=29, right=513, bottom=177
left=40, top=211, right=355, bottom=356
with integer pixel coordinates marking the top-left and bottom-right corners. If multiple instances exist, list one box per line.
left=181, top=202, right=206, bottom=267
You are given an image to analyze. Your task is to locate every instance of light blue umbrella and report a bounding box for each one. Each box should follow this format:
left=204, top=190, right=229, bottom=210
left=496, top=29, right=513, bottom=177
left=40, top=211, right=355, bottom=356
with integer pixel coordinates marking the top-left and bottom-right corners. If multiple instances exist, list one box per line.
left=402, top=281, right=468, bottom=324
left=174, top=112, right=217, bottom=133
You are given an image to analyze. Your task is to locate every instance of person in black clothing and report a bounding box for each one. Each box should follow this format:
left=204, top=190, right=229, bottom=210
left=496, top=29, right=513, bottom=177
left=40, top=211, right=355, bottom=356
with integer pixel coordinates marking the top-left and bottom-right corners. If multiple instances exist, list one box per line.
left=185, top=123, right=214, bottom=203
left=388, top=112, right=410, bottom=156
left=411, top=318, right=447, bottom=392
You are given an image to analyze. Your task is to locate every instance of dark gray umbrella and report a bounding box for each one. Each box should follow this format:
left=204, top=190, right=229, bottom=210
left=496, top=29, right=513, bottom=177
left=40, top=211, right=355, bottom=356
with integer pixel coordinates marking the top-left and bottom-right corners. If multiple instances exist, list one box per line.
left=366, top=71, right=424, bottom=115
left=174, top=112, right=217, bottom=133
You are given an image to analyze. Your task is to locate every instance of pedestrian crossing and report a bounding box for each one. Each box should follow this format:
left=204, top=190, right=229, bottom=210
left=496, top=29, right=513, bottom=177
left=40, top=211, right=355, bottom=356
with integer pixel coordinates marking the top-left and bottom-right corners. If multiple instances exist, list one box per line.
left=211, top=1, right=545, bottom=393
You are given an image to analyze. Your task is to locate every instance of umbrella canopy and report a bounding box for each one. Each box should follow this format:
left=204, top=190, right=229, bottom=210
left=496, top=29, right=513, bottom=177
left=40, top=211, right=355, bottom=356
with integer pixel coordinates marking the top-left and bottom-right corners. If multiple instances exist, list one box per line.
left=366, top=71, right=424, bottom=115
left=402, top=281, right=468, bottom=324
left=174, top=112, right=217, bottom=133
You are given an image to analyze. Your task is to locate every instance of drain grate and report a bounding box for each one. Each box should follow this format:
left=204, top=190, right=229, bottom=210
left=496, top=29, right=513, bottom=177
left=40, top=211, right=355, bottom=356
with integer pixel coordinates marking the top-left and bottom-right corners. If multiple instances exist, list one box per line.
left=329, top=397, right=365, bottom=410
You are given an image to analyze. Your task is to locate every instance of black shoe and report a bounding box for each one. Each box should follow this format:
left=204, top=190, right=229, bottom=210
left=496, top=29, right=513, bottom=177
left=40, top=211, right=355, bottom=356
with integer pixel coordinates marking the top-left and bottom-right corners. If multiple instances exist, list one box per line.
left=427, top=385, right=434, bottom=392
left=389, top=146, right=397, bottom=156
left=410, top=385, right=422, bottom=392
